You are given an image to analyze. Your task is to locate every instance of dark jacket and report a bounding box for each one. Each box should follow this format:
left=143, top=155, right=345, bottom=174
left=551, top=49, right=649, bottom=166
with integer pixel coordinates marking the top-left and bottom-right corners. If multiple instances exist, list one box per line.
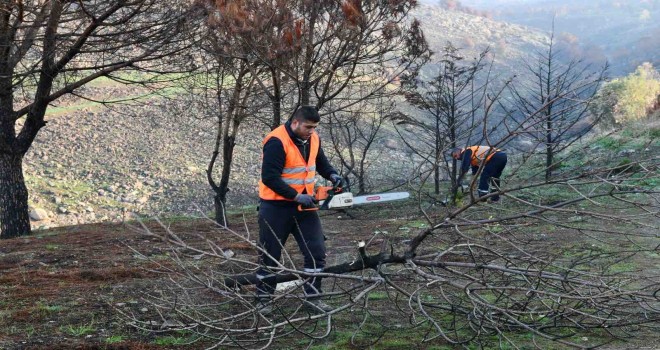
left=459, top=148, right=478, bottom=175
left=261, top=121, right=337, bottom=205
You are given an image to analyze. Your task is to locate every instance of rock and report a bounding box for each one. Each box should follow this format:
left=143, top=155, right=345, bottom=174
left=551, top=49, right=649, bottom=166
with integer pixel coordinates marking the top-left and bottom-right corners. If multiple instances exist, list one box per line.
left=57, top=207, right=68, bottom=214
left=384, top=139, right=399, bottom=150
left=29, top=208, right=49, bottom=221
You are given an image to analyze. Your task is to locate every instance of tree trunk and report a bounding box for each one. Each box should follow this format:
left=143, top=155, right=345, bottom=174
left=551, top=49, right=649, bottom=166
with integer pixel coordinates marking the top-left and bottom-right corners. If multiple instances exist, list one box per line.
left=214, top=134, right=236, bottom=224
left=214, top=193, right=227, bottom=225
left=545, top=141, right=553, bottom=181
left=0, top=154, right=31, bottom=238
left=270, top=67, right=282, bottom=129
left=434, top=111, right=441, bottom=194
left=545, top=113, right=553, bottom=181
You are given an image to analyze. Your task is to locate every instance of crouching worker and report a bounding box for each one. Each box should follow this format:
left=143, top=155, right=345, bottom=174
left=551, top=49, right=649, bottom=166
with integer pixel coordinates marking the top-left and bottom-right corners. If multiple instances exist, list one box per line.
left=451, top=146, right=508, bottom=202
left=255, top=106, right=342, bottom=315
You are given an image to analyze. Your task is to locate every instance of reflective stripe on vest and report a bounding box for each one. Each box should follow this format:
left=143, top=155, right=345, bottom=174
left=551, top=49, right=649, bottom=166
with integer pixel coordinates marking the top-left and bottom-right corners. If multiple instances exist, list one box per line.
left=467, top=146, right=499, bottom=167
left=259, top=125, right=319, bottom=201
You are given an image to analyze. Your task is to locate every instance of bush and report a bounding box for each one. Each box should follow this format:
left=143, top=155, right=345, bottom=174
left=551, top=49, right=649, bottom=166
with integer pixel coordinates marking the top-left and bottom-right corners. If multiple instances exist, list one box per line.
left=594, top=62, right=660, bottom=126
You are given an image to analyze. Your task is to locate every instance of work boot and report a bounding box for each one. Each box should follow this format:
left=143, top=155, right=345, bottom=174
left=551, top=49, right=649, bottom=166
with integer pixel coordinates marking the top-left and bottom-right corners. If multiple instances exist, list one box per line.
left=304, top=299, right=333, bottom=313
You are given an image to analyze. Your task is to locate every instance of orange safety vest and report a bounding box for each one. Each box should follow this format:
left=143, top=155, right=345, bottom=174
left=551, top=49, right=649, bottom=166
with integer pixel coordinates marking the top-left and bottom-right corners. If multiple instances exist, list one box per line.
left=259, top=125, right=319, bottom=201
left=466, top=146, right=499, bottom=167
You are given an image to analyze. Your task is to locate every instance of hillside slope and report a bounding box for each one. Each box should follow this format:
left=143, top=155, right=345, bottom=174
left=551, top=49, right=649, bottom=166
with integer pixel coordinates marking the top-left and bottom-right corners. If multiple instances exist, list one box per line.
left=24, top=7, right=552, bottom=229
left=412, top=4, right=550, bottom=78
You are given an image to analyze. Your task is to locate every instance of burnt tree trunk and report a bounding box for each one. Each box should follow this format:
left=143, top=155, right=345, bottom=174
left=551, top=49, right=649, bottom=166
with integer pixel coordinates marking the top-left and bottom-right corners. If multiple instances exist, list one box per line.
left=0, top=154, right=31, bottom=238
left=545, top=111, right=554, bottom=181
left=214, top=134, right=236, bottom=224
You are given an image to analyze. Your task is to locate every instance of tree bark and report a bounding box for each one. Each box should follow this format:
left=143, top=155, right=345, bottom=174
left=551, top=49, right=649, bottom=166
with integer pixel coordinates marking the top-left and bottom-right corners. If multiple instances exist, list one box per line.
left=214, top=194, right=226, bottom=224
left=545, top=107, right=553, bottom=181
left=0, top=154, right=31, bottom=238
left=214, top=134, right=235, bottom=224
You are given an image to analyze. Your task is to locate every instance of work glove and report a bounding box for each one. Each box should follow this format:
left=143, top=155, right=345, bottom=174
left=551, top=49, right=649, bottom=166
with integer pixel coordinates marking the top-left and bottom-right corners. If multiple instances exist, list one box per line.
left=294, top=194, right=316, bottom=207
left=330, top=174, right=343, bottom=187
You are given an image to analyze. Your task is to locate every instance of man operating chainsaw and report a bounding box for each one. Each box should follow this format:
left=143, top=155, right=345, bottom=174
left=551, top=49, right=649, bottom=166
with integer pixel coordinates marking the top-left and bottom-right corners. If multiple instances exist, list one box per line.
left=256, top=105, right=341, bottom=314
left=451, top=146, right=507, bottom=203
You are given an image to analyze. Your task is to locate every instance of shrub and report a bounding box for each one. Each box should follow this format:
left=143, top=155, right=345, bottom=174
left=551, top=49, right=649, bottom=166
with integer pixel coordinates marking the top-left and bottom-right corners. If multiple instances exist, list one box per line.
left=594, top=62, right=660, bottom=126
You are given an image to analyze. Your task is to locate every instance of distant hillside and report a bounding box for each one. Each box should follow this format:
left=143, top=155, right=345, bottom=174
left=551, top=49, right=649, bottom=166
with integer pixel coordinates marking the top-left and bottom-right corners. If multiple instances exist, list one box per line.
left=412, top=4, right=550, bottom=79
left=453, top=0, right=660, bottom=76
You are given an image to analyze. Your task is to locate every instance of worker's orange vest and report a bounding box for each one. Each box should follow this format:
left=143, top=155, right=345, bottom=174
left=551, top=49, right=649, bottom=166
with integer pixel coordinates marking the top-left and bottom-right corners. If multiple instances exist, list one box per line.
left=259, top=125, right=319, bottom=201
left=466, top=146, right=499, bottom=167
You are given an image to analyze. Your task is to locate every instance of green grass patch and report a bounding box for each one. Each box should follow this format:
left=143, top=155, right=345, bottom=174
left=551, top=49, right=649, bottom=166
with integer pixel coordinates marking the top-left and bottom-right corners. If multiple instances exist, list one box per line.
left=649, top=126, right=660, bottom=139
left=607, top=261, right=638, bottom=274
left=37, top=302, right=65, bottom=313
left=153, top=334, right=195, bottom=346
left=594, top=135, right=620, bottom=150
left=61, top=321, right=96, bottom=337
left=407, top=220, right=429, bottom=228
left=368, top=291, right=389, bottom=301
left=45, top=244, right=59, bottom=251
left=105, top=335, right=127, bottom=344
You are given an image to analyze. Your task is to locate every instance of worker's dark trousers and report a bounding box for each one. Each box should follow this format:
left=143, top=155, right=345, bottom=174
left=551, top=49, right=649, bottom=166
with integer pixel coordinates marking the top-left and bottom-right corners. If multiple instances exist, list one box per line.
left=256, top=201, right=326, bottom=299
left=479, top=152, right=507, bottom=201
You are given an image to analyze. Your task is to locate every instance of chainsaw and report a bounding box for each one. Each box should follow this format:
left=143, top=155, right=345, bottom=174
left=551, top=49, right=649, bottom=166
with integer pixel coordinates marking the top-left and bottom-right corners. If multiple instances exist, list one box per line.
left=298, top=177, right=410, bottom=211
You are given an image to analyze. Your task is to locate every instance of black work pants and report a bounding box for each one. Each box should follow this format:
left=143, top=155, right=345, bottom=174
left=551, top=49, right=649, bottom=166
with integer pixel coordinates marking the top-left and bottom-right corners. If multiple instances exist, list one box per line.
left=478, top=152, right=507, bottom=201
left=256, top=201, right=326, bottom=298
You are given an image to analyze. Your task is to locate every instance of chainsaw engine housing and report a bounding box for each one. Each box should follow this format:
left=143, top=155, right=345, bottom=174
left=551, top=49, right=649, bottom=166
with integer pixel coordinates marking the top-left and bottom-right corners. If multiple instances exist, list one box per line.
left=323, top=192, right=353, bottom=209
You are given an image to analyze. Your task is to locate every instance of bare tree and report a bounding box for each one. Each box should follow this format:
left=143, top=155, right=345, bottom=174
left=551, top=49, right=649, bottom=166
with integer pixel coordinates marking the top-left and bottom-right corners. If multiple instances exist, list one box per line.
left=397, top=43, right=492, bottom=198
left=506, top=30, right=607, bottom=181
left=199, top=0, right=429, bottom=114
left=169, top=58, right=266, bottom=223
left=0, top=1, right=192, bottom=238
left=326, top=89, right=395, bottom=195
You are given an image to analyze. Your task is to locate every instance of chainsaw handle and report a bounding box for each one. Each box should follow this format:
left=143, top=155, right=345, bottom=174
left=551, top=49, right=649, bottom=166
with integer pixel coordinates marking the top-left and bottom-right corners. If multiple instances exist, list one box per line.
left=333, top=176, right=347, bottom=192
left=297, top=198, right=320, bottom=212
left=297, top=204, right=319, bottom=212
